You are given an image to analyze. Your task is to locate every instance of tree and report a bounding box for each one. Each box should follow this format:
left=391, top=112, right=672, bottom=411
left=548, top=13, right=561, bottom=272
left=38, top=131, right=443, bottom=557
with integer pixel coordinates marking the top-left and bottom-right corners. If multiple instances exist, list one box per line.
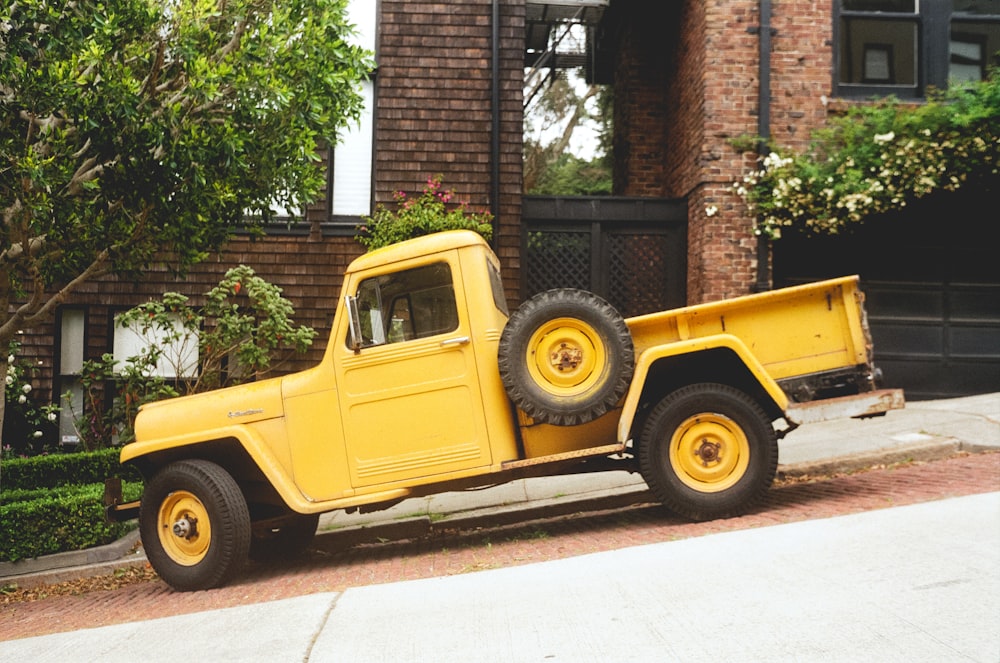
left=0, top=0, right=374, bottom=434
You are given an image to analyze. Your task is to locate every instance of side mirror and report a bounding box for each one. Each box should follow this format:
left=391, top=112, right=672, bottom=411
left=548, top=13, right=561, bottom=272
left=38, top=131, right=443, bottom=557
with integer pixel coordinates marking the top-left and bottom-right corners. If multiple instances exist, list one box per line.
left=345, top=294, right=363, bottom=354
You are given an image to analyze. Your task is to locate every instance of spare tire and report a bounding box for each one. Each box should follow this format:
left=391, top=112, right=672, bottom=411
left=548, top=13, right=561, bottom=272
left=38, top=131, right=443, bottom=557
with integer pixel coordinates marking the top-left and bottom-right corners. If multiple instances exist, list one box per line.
left=498, top=289, right=634, bottom=426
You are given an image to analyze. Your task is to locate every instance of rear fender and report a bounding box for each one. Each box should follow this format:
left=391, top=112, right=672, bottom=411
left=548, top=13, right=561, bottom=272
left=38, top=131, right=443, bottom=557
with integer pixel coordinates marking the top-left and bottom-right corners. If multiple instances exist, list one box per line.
left=617, top=334, right=788, bottom=442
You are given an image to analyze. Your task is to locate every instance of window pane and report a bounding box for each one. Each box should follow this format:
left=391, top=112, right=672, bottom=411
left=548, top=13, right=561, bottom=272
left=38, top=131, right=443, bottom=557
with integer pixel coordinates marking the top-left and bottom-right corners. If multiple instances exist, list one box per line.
left=840, top=18, right=918, bottom=85
left=59, top=309, right=85, bottom=375
left=843, top=0, right=916, bottom=12
left=953, top=0, right=1000, bottom=15
left=353, top=263, right=458, bottom=347
left=113, top=313, right=198, bottom=378
left=59, top=379, right=84, bottom=447
left=951, top=18, right=1000, bottom=82
left=332, top=80, right=374, bottom=216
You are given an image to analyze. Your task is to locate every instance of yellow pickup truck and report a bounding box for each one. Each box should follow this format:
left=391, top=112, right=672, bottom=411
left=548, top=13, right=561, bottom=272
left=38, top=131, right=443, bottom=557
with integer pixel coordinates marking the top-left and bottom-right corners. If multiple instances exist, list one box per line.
left=107, top=230, right=903, bottom=591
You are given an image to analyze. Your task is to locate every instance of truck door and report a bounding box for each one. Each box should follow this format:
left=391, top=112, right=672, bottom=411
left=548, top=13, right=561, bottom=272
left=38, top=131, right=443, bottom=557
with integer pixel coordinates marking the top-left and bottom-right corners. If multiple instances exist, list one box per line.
left=335, top=257, right=492, bottom=488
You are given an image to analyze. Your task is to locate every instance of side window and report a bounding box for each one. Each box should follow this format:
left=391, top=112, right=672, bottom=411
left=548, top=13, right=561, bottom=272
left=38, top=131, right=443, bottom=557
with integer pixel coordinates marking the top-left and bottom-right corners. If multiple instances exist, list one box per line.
left=352, top=262, right=459, bottom=348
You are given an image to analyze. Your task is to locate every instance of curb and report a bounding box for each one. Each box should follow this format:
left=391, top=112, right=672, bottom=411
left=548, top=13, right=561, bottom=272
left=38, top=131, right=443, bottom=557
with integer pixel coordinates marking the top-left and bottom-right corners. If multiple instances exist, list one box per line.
left=2, top=441, right=986, bottom=590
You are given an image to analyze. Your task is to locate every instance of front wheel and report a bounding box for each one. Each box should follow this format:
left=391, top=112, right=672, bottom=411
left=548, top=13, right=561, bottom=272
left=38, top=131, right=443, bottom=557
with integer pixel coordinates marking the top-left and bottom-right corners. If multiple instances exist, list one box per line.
left=639, top=384, right=777, bottom=521
left=140, top=460, right=251, bottom=592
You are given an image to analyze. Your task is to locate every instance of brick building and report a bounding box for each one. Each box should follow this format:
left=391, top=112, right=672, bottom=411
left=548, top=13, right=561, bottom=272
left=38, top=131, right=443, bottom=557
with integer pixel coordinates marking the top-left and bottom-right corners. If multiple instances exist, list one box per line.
left=7, top=0, right=998, bottom=445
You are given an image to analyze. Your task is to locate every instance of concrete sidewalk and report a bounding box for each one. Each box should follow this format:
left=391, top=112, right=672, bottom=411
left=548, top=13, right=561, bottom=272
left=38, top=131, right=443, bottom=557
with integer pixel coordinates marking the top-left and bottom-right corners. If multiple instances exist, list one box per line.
left=2, top=392, right=998, bottom=588
left=3, top=491, right=998, bottom=662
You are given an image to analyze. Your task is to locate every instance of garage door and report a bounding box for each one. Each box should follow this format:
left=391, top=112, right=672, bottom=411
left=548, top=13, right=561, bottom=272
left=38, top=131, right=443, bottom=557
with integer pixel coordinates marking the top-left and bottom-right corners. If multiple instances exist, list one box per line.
left=773, top=189, right=1000, bottom=400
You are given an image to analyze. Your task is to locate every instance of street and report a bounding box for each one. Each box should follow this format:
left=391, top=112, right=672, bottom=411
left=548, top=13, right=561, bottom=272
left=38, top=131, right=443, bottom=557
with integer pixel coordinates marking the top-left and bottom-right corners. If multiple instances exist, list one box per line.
left=2, top=451, right=998, bottom=645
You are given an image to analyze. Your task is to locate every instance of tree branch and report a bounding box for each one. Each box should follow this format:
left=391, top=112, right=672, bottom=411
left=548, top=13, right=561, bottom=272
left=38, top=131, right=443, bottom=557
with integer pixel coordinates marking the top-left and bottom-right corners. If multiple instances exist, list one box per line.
left=3, top=249, right=113, bottom=339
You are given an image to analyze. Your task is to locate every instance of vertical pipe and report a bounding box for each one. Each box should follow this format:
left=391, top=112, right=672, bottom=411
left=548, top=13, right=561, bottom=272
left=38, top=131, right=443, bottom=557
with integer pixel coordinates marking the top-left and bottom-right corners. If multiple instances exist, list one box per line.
left=491, top=0, right=501, bottom=230
left=754, top=0, right=773, bottom=292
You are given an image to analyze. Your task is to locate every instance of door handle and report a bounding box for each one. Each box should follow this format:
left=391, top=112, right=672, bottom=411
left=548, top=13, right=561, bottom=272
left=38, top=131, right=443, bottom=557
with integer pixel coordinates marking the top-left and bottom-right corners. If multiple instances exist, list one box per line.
left=440, top=336, right=471, bottom=347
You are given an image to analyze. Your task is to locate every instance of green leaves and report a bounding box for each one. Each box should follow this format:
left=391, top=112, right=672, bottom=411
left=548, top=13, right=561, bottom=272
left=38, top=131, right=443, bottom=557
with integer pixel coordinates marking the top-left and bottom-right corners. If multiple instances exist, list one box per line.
left=1, top=0, right=374, bottom=341
left=357, top=176, right=495, bottom=251
left=734, top=75, right=1000, bottom=238
left=68, top=267, right=317, bottom=447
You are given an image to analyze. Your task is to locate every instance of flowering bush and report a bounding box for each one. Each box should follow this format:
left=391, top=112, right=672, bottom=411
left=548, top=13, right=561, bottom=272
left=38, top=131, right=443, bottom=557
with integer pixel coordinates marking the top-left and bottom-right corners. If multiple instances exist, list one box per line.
left=356, top=175, right=494, bottom=251
left=3, top=341, right=59, bottom=456
left=734, top=75, right=1000, bottom=238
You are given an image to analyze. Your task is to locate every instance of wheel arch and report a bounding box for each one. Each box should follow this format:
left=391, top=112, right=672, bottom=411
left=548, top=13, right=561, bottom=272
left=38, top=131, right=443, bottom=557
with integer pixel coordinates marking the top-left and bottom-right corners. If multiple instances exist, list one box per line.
left=124, top=432, right=301, bottom=516
left=618, top=336, right=788, bottom=443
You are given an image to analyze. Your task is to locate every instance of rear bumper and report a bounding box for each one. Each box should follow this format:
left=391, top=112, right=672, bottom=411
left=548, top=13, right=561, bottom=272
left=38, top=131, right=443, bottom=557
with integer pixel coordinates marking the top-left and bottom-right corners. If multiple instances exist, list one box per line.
left=783, top=388, right=905, bottom=426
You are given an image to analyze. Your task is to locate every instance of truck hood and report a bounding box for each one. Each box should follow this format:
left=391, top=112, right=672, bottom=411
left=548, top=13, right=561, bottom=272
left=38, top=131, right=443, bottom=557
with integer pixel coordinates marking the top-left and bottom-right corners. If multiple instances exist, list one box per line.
left=129, top=377, right=285, bottom=450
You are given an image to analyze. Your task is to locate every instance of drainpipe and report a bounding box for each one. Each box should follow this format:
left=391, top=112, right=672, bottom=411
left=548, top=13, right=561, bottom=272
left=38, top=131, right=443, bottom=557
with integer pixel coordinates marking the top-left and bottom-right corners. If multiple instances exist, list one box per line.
left=754, top=0, right=773, bottom=292
left=490, top=0, right=501, bottom=232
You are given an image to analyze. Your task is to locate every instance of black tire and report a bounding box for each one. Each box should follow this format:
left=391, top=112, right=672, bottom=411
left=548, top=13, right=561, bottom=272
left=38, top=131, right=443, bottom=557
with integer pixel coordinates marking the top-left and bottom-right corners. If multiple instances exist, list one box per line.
left=249, top=513, right=319, bottom=562
left=140, top=459, right=251, bottom=592
left=638, top=383, right=778, bottom=521
left=498, top=289, right=634, bottom=426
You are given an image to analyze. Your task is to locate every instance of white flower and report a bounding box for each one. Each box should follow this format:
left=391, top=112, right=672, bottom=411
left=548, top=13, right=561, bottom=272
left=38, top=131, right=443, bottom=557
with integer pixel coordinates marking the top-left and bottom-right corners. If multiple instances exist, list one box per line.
left=32, top=430, right=43, bottom=438
left=6, top=355, right=13, bottom=364
left=705, top=205, right=718, bottom=217
left=4, top=375, right=13, bottom=386
left=22, top=383, right=31, bottom=394
left=18, top=394, right=27, bottom=404
left=874, top=131, right=895, bottom=144
left=48, top=412, right=58, bottom=422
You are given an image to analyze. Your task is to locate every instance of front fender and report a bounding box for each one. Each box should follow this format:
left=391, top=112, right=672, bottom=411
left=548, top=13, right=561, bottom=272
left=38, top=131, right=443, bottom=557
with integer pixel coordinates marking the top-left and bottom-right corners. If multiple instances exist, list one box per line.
left=617, top=334, right=789, bottom=442
left=120, top=422, right=316, bottom=513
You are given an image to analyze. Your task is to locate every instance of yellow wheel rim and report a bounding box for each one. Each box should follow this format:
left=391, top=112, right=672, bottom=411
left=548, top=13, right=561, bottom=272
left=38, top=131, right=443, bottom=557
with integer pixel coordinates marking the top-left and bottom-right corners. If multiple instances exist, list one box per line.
left=525, top=317, right=607, bottom=397
left=157, top=490, right=212, bottom=566
left=669, top=413, right=751, bottom=493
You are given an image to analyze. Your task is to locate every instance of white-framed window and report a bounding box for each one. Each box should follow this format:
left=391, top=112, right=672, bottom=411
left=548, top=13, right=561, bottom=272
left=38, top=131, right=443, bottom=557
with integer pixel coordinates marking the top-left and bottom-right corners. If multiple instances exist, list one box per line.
left=330, top=0, right=377, bottom=219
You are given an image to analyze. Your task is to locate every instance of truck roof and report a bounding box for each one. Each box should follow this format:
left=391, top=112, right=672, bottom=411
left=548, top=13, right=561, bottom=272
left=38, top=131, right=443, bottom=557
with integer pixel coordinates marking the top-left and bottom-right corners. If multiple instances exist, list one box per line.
left=348, top=230, right=491, bottom=273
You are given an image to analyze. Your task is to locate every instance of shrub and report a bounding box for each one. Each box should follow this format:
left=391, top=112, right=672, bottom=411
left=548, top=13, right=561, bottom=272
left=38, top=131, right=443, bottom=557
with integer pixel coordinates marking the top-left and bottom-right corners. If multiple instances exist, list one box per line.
left=0, top=449, right=143, bottom=562
left=1, top=448, right=139, bottom=491
left=356, top=175, right=494, bottom=251
left=733, top=74, right=1000, bottom=238
left=0, top=482, right=142, bottom=562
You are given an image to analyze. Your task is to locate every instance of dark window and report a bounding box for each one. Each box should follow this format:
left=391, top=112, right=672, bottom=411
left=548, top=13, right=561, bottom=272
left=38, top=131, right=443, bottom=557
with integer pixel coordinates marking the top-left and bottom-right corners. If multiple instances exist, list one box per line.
left=836, top=1, right=1000, bottom=98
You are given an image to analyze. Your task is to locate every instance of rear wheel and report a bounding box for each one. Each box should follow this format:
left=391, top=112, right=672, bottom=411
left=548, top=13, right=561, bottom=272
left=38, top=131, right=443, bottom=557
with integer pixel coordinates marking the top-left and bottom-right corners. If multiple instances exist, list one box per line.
left=498, top=289, right=633, bottom=426
left=140, top=460, right=251, bottom=591
left=639, top=383, right=777, bottom=521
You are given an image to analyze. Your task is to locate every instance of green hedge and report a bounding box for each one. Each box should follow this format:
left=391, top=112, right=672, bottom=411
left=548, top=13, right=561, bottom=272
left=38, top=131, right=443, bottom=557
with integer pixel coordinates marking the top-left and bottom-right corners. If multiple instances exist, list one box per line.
left=1, top=449, right=144, bottom=563
left=0, top=482, right=143, bottom=562
left=2, top=447, right=141, bottom=490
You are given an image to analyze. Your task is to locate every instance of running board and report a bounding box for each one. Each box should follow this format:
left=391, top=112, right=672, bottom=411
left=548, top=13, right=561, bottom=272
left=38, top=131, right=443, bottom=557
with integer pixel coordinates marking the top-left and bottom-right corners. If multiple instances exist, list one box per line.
left=502, top=443, right=626, bottom=470
left=784, top=388, right=905, bottom=425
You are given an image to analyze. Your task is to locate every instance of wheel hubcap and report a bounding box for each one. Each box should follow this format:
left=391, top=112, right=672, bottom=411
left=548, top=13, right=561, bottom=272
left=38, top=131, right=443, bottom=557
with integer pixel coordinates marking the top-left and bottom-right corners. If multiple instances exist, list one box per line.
left=526, top=317, right=606, bottom=396
left=158, top=490, right=211, bottom=566
left=669, top=413, right=751, bottom=493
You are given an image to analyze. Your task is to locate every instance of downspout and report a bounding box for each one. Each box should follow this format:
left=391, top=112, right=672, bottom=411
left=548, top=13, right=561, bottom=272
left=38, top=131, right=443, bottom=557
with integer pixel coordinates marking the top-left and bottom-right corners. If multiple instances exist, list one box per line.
left=490, top=0, right=501, bottom=234
left=754, top=0, right=773, bottom=292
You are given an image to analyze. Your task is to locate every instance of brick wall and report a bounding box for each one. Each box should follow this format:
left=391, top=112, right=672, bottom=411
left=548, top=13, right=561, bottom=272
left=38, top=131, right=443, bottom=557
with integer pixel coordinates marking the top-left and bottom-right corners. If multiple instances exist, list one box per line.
left=614, top=0, right=836, bottom=303
left=376, top=0, right=524, bottom=306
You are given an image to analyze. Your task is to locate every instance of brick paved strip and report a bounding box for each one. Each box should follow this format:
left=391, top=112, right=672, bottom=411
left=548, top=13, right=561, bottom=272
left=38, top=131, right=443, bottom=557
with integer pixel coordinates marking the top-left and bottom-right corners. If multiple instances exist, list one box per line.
left=2, top=452, right=997, bottom=642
